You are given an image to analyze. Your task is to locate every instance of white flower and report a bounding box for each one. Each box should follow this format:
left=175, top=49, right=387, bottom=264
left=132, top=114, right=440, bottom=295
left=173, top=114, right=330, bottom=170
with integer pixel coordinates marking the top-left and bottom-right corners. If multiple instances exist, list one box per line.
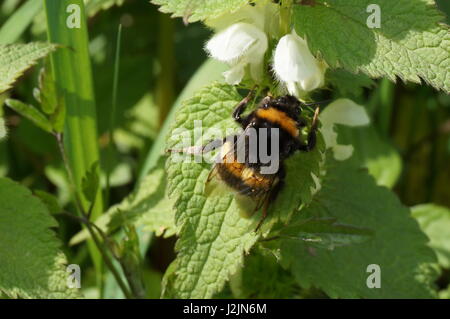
left=273, top=31, right=325, bottom=97
left=319, top=99, right=370, bottom=160
left=205, top=22, right=268, bottom=85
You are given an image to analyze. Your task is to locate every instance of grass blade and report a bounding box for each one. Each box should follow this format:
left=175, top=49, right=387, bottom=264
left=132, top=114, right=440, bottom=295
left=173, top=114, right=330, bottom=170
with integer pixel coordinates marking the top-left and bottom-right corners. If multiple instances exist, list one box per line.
left=43, top=0, right=104, bottom=286
left=105, top=24, right=122, bottom=206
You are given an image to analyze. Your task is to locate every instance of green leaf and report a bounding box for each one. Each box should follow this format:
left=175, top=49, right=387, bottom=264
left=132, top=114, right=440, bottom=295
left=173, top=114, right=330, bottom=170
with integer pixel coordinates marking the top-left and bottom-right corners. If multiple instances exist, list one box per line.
left=327, top=69, right=375, bottom=98
left=273, top=133, right=325, bottom=222
left=166, top=83, right=259, bottom=298
left=0, top=177, right=79, bottom=298
left=34, top=190, right=62, bottom=215
left=108, top=157, right=176, bottom=238
left=82, top=161, right=100, bottom=205
left=294, top=0, right=450, bottom=93
left=151, top=0, right=248, bottom=23
left=35, top=65, right=65, bottom=133
left=279, top=217, right=374, bottom=250
left=37, top=65, right=57, bottom=114
left=0, top=42, right=57, bottom=94
left=5, top=98, right=53, bottom=133
left=412, top=204, right=450, bottom=269
left=230, top=250, right=299, bottom=298
left=279, top=158, right=438, bottom=298
left=161, top=260, right=178, bottom=298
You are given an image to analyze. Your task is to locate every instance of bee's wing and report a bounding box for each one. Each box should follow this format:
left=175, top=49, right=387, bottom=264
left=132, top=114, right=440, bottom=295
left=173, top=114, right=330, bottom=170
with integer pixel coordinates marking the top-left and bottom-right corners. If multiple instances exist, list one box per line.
left=214, top=125, right=258, bottom=164
left=206, top=127, right=251, bottom=184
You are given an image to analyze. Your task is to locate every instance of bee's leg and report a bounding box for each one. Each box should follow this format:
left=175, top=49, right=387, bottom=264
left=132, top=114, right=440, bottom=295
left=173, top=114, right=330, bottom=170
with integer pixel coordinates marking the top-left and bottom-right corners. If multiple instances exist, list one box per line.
left=252, top=194, right=266, bottom=214
left=207, top=165, right=219, bottom=183
left=255, top=166, right=285, bottom=232
left=233, top=87, right=257, bottom=124
left=296, top=107, right=320, bottom=152
left=165, top=138, right=224, bottom=155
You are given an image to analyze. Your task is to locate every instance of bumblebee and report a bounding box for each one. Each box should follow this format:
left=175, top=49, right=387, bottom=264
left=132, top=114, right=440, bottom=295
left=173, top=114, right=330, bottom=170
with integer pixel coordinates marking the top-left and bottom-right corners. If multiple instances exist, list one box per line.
left=170, top=92, right=319, bottom=231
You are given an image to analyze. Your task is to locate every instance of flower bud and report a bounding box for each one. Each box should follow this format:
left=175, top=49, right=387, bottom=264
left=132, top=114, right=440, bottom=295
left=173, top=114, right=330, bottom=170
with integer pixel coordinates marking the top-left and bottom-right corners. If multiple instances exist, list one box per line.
left=274, top=31, right=325, bottom=97
left=205, top=22, right=268, bottom=85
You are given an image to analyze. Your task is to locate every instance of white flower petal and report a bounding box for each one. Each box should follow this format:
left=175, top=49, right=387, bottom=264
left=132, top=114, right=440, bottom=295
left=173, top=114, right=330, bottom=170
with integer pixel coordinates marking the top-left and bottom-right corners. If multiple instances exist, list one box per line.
left=319, top=99, right=370, bottom=161
left=223, top=63, right=246, bottom=85
left=274, top=31, right=325, bottom=95
left=310, top=173, right=322, bottom=195
left=205, top=22, right=267, bottom=64
left=333, top=145, right=354, bottom=161
left=320, top=99, right=370, bottom=127
left=286, top=81, right=299, bottom=97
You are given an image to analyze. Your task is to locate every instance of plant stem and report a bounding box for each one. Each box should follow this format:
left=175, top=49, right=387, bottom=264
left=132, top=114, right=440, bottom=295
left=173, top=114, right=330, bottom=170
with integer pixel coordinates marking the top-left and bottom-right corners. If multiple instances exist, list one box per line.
left=280, top=0, right=293, bottom=35
left=44, top=0, right=104, bottom=289
left=84, top=220, right=133, bottom=299
left=55, top=134, right=133, bottom=298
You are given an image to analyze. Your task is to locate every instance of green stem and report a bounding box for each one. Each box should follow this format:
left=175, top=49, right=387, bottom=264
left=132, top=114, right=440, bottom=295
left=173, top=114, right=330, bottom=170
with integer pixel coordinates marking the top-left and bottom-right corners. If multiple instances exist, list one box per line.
left=44, top=0, right=104, bottom=289
left=56, top=132, right=134, bottom=298
left=280, top=0, right=293, bottom=35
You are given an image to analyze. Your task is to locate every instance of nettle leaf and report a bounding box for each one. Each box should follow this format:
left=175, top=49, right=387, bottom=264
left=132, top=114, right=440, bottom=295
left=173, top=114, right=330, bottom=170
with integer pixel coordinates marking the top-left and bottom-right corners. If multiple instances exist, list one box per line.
left=294, top=0, right=450, bottom=93
left=326, top=69, right=375, bottom=98
left=34, top=190, right=62, bottom=215
left=0, top=42, right=57, bottom=94
left=274, top=133, right=325, bottom=223
left=151, top=0, right=248, bottom=23
left=70, top=157, right=176, bottom=245
left=34, top=65, right=65, bottom=132
left=230, top=250, right=300, bottom=298
left=0, top=178, right=79, bottom=298
left=108, top=157, right=176, bottom=238
left=279, top=217, right=374, bottom=250
left=166, top=83, right=258, bottom=298
left=5, top=98, right=53, bottom=133
left=412, top=204, right=450, bottom=269
left=36, top=66, right=58, bottom=115
left=166, top=83, right=325, bottom=298
left=279, top=158, right=438, bottom=298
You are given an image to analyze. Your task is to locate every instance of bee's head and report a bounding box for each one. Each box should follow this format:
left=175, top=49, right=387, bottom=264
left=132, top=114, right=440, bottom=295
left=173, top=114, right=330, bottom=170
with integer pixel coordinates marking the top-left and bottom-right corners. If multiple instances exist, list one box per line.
left=271, top=95, right=302, bottom=119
